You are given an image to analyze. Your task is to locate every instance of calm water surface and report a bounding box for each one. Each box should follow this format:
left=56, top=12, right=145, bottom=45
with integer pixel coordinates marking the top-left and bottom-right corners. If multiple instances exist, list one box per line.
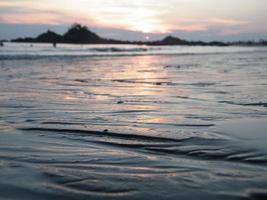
left=0, top=43, right=267, bottom=200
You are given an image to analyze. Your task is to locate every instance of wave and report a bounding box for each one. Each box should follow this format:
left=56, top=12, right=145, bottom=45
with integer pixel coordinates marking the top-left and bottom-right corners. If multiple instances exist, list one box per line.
left=219, top=101, right=267, bottom=108
left=88, top=47, right=150, bottom=52
left=18, top=127, right=267, bottom=165
left=19, top=127, right=182, bottom=143
left=1, top=44, right=267, bottom=60
left=0, top=53, right=185, bottom=61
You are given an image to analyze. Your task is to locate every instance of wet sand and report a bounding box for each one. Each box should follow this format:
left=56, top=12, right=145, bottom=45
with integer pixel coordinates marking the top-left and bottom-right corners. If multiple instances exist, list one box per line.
left=0, top=44, right=267, bottom=199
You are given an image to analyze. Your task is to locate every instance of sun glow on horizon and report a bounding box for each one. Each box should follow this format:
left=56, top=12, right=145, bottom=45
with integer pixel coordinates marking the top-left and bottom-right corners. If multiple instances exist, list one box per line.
left=130, top=22, right=163, bottom=33
left=0, top=0, right=266, bottom=40
left=145, top=35, right=150, bottom=40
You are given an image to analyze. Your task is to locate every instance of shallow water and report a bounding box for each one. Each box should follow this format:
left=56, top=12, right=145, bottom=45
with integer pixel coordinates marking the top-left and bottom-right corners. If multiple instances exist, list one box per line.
left=0, top=43, right=267, bottom=199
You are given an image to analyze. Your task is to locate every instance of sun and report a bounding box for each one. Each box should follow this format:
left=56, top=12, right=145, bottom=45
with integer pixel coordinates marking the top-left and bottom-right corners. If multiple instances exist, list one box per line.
left=132, top=22, right=155, bottom=33
left=126, top=8, right=163, bottom=33
left=130, top=20, right=169, bottom=34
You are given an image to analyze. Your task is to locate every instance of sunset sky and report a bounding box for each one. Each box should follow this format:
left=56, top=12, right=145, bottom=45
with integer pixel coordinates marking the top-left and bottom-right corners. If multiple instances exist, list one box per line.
left=0, top=0, right=266, bottom=41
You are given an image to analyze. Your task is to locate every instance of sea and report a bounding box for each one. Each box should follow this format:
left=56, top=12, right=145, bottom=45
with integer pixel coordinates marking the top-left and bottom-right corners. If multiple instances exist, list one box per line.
left=0, top=42, right=267, bottom=200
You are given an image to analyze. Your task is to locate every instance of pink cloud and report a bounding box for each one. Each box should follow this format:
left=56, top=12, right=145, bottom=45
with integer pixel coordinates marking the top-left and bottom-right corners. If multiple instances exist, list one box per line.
left=0, top=10, right=97, bottom=26
left=164, top=17, right=250, bottom=34
left=209, top=18, right=249, bottom=26
left=172, top=24, right=208, bottom=32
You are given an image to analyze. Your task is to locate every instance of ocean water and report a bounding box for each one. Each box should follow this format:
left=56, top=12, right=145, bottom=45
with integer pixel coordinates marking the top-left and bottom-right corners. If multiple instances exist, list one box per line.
left=0, top=43, right=267, bottom=200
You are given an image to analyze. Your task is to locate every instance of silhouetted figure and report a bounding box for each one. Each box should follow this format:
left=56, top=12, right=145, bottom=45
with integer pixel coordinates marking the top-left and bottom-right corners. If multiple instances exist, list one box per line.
left=0, top=41, right=4, bottom=47
left=53, top=41, right=57, bottom=48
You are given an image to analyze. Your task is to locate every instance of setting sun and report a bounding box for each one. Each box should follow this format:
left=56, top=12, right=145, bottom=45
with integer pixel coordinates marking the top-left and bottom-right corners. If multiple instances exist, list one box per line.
left=131, top=22, right=157, bottom=33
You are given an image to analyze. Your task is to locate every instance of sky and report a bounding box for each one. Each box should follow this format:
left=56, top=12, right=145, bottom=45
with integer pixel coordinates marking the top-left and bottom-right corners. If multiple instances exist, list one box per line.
left=0, top=0, right=266, bottom=41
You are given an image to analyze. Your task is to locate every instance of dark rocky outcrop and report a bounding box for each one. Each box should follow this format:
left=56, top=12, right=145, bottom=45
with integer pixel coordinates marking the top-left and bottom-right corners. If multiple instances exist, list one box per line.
left=149, top=35, right=189, bottom=45
left=62, top=23, right=104, bottom=44
left=35, top=30, right=63, bottom=43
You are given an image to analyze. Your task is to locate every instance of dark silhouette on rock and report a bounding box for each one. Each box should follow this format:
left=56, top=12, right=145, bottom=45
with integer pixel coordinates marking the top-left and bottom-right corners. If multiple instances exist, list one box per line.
left=10, top=23, right=267, bottom=46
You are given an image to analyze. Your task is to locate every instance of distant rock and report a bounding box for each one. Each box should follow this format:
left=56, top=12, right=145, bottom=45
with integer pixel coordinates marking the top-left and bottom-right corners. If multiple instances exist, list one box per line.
left=148, top=35, right=188, bottom=45
left=35, top=30, right=63, bottom=43
left=63, top=23, right=104, bottom=44
left=12, top=37, right=35, bottom=43
left=161, top=35, right=188, bottom=45
left=148, top=35, right=229, bottom=46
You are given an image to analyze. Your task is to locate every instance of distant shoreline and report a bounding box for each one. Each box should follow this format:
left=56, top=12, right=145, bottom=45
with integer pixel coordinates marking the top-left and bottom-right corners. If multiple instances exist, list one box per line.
left=4, top=41, right=267, bottom=48
left=6, top=23, right=267, bottom=47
